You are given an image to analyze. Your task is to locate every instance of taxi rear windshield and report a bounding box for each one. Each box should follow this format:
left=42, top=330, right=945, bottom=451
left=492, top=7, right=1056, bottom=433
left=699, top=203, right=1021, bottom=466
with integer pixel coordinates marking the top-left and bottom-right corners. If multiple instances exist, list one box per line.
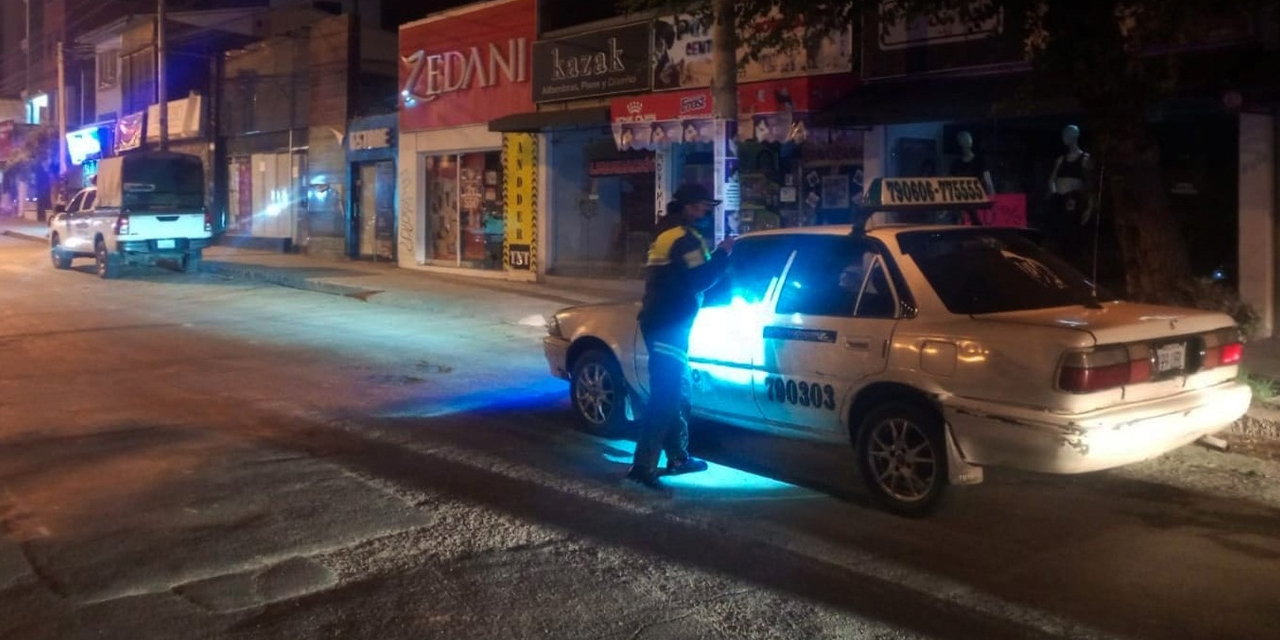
left=897, top=229, right=1111, bottom=314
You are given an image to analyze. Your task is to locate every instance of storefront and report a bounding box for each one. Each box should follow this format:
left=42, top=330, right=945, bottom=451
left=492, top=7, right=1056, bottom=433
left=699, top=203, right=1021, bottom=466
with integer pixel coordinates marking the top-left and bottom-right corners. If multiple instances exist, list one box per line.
left=346, top=113, right=397, bottom=262
left=520, top=11, right=858, bottom=280
left=397, top=0, right=537, bottom=277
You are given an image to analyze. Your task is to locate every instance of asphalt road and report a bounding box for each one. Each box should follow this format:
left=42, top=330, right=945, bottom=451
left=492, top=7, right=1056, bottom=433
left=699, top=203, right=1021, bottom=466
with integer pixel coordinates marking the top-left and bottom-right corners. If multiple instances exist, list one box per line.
left=1, top=235, right=1278, bottom=640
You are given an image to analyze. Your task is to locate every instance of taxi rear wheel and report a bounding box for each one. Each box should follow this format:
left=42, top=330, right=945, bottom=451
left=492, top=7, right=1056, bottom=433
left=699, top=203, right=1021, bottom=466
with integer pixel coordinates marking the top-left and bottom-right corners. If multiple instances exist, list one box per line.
left=570, top=349, right=629, bottom=435
left=856, top=403, right=948, bottom=517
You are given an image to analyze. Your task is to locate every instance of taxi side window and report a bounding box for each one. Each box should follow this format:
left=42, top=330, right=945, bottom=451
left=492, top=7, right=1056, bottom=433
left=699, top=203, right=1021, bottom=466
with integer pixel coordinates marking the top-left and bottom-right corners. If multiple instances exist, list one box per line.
left=81, top=191, right=96, bottom=211
left=704, top=236, right=796, bottom=308
left=775, top=237, right=896, bottom=318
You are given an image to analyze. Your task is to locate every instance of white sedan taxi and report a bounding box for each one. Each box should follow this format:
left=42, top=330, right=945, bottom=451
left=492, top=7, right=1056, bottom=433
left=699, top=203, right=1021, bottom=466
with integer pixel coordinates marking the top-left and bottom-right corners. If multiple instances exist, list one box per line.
left=543, top=177, right=1251, bottom=515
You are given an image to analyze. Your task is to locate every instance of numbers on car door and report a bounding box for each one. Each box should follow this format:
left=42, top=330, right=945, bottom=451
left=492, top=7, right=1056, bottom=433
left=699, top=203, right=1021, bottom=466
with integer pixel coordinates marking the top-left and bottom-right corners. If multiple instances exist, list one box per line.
left=763, top=376, right=837, bottom=410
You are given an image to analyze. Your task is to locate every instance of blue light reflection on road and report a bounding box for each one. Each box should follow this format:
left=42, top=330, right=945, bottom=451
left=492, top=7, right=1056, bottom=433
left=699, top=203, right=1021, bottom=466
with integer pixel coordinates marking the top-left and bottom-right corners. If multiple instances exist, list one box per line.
left=375, top=377, right=568, bottom=419
left=599, top=438, right=807, bottom=496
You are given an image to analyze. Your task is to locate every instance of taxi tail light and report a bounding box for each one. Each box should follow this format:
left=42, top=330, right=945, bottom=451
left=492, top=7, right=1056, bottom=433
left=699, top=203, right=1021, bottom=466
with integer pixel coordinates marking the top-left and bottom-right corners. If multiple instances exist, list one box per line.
left=1201, top=328, right=1244, bottom=369
left=203, top=210, right=213, bottom=233
left=114, top=213, right=131, bottom=236
left=1058, top=345, right=1149, bottom=394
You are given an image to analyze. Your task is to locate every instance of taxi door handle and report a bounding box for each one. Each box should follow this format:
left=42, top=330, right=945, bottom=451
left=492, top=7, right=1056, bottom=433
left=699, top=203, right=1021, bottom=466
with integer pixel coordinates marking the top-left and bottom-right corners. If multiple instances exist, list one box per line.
left=844, top=338, right=871, bottom=352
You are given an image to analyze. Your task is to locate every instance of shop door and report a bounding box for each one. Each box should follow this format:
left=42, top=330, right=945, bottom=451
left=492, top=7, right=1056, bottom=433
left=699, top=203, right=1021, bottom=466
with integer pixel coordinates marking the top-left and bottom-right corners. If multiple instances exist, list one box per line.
left=354, top=161, right=397, bottom=261
left=356, top=163, right=378, bottom=259
left=250, top=152, right=295, bottom=239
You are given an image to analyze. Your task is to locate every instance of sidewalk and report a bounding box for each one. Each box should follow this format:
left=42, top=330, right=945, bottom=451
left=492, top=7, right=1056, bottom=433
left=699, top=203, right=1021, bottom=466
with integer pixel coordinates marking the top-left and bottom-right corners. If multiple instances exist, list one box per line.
left=1, top=217, right=637, bottom=308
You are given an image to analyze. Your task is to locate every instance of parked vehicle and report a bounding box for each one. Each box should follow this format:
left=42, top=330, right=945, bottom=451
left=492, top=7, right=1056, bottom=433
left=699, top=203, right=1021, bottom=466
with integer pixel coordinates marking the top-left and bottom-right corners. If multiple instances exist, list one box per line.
left=542, top=176, right=1252, bottom=516
left=48, top=151, right=211, bottom=279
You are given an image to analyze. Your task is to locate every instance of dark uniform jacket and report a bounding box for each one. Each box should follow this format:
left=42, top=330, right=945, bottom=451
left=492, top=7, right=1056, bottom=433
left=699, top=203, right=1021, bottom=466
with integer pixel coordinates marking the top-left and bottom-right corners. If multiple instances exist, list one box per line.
left=637, top=224, right=729, bottom=337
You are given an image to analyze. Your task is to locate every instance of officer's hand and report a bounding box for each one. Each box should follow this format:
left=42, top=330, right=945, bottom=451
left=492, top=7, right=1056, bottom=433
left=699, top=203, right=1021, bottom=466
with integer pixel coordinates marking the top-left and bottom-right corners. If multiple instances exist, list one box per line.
left=718, top=236, right=736, bottom=254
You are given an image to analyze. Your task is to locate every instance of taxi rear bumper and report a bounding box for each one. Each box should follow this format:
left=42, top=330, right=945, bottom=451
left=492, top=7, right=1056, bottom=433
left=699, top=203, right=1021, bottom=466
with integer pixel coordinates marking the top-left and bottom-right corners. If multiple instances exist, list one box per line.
left=943, top=380, right=1252, bottom=474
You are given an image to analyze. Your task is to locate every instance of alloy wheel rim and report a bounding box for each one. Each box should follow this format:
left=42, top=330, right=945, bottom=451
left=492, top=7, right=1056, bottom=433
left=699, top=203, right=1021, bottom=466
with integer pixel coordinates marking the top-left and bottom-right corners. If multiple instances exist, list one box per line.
left=867, top=417, right=937, bottom=502
left=575, top=362, right=615, bottom=425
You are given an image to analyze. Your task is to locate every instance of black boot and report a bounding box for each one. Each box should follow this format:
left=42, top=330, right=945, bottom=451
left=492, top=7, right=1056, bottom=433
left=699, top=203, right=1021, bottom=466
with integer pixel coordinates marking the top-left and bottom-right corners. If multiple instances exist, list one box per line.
left=666, top=457, right=709, bottom=476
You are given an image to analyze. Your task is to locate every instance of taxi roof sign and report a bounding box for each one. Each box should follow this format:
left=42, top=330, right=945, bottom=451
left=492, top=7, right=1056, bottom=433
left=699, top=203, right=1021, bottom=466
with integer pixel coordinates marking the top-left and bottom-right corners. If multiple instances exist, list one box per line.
left=863, top=177, right=993, bottom=210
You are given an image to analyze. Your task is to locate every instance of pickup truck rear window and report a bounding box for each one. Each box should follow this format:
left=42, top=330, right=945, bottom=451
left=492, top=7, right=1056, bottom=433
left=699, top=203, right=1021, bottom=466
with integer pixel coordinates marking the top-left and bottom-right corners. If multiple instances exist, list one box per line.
left=897, top=228, right=1114, bottom=314
left=122, top=157, right=204, bottom=210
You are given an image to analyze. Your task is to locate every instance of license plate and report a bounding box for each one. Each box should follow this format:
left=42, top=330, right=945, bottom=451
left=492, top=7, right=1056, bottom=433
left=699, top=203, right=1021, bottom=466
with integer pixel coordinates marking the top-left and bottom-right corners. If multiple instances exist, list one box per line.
left=1155, top=342, right=1187, bottom=374
left=156, top=239, right=176, bottom=249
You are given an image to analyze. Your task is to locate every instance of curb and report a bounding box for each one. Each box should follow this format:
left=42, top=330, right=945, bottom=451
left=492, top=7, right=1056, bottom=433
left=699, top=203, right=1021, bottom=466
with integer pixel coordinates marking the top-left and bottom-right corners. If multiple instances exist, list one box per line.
left=1, top=230, right=47, bottom=244
left=199, top=260, right=382, bottom=300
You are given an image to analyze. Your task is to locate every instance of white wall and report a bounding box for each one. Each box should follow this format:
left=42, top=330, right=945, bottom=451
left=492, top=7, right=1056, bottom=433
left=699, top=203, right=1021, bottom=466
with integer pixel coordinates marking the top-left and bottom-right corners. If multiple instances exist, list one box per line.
left=94, top=36, right=124, bottom=121
left=1239, top=113, right=1276, bottom=339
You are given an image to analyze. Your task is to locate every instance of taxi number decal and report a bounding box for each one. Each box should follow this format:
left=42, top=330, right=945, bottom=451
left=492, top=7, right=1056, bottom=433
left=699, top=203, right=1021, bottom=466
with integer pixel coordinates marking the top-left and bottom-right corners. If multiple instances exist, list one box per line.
left=765, top=376, right=836, bottom=410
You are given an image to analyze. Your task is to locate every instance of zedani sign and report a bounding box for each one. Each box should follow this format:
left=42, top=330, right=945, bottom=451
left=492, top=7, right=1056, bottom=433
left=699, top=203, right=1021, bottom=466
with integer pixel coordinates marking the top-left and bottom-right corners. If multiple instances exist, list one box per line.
left=398, top=0, right=536, bottom=130
left=532, top=23, right=652, bottom=102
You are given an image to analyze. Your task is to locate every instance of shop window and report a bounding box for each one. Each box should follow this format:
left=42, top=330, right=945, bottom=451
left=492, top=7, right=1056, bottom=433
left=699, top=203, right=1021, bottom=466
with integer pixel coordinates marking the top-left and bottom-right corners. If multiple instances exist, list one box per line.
left=423, top=152, right=504, bottom=270
left=97, top=50, right=119, bottom=89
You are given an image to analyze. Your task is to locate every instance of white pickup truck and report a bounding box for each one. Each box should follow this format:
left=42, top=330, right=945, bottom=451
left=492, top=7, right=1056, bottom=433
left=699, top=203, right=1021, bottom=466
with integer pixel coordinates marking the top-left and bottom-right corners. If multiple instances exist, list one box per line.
left=48, top=151, right=212, bottom=279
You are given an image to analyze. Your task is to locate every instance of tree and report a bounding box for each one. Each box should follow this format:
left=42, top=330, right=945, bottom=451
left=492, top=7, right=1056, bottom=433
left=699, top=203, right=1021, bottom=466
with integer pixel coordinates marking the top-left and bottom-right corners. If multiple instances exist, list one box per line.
left=625, top=0, right=1273, bottom=304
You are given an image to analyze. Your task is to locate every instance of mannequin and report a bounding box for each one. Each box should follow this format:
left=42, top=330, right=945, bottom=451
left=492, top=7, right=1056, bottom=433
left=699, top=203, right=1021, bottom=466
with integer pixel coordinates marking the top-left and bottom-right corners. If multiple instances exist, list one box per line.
left=950, top=131, right=995, bottom=194
left=949, top=130, right=994, bottom=224
left=1047, top=125, right=1095, bottom=266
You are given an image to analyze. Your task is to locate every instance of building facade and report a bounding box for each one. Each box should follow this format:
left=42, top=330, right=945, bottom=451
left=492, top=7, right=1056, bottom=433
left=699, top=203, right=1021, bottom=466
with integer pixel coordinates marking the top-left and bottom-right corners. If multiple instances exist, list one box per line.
left=396, top=0, right=539, bottom=279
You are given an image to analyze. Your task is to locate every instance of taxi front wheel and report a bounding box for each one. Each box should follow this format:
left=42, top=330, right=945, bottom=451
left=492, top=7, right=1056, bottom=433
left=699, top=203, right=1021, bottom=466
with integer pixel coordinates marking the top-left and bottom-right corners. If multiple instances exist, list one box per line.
left=856, top=403, right=949, bottom=517
left=570, top=349, right=630, bottom=435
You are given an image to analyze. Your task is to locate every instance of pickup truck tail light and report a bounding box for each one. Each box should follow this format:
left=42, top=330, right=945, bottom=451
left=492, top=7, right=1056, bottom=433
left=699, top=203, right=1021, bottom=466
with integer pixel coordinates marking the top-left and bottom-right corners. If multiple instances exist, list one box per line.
left=114, top=213, right=131, bottom=236
left=204, top=210, right=213, bottom=233
left=1200, top=327, right=1244, bottom=369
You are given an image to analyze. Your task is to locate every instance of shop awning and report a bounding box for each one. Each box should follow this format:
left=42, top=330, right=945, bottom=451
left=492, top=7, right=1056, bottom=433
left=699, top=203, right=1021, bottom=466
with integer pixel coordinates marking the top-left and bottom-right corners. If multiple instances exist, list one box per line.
left=812, top=73, right=1080, bottom=127
left=488, top=107, right=612, bottom=133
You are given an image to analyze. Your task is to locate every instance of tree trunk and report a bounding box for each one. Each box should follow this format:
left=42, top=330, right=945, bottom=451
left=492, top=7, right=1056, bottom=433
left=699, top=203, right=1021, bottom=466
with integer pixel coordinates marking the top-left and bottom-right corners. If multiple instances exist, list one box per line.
left=711, top=0, right=737, bottom=120
left=1101, top=126, right=1193, bottom=303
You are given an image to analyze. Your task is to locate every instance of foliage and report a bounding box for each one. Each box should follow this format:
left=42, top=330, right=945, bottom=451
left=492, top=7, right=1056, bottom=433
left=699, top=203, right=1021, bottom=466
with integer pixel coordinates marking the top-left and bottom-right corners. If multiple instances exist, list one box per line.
left=1242, top=374, right=1278, bottom=403
left=6, top=124, right=57, bottom=177
left=1176, top=278, right=1263, bottom=341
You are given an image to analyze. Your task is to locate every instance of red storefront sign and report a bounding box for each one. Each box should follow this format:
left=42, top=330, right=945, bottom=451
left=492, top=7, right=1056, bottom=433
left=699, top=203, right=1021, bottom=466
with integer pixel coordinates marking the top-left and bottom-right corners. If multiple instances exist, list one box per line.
left=611, top=90, right=714, bottom=124
left=398, top=0, right=537, bottom=131
left=609, top=75, right=856, bottom=123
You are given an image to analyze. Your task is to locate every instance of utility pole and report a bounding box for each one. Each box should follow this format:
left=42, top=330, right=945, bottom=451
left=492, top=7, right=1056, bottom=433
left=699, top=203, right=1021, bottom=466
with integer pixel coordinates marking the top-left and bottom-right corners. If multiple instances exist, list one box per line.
left=157, top=0, right=168, bottom=150
left=710, top=0, right=737, bottom=244
left=711, top=0, right=737, bottom=122
left=56, top=41, right=68, bottom=176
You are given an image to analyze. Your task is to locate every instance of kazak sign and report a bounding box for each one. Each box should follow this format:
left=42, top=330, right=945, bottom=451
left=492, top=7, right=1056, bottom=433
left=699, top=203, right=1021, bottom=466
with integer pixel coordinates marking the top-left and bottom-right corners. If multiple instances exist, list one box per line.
left=399, top=0, right=537, bottom=130
left=532, top=22, right=652, bottom=102
left=875, top=177, right=991, bottom=207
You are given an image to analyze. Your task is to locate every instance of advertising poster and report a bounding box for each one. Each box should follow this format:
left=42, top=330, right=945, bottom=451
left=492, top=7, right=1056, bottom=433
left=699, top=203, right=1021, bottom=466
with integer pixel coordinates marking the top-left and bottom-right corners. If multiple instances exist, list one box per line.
left=502, top=133, right=538, bottom=273
left=116, top=112, right=145, bottom=152
left=862, top=0, right=1027, bottom=79
left=652, top=10, right=853, bottom=91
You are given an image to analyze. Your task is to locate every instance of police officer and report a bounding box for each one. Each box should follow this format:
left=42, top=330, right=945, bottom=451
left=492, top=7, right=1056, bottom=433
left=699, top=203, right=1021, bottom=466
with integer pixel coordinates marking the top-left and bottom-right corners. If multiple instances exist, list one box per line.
left=627, top=184, right=735, bottom=490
